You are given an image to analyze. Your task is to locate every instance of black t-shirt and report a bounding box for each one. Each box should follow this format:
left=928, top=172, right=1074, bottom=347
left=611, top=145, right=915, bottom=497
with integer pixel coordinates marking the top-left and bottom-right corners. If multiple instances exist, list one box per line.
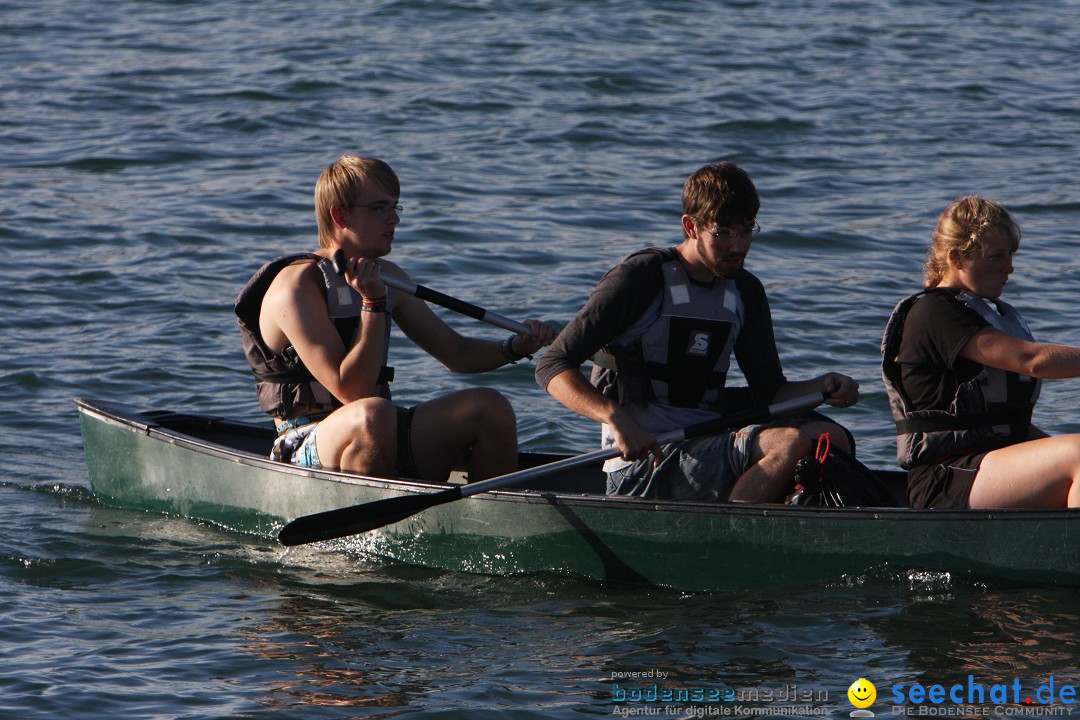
left=535, top=248, right=786, bottom=408
left=895, top=289, right=990, bottom=410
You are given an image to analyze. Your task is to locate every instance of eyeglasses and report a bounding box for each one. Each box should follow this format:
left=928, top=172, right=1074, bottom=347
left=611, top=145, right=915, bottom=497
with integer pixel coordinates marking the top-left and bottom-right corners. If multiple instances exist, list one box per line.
left=356, top=202, right=404, bottom=217
left=708, top=221, right=760, bottom=241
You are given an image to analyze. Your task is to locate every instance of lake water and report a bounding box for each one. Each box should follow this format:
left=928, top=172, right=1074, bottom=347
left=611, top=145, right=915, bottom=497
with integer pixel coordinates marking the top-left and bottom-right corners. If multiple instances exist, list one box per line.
left=4, top=1, right=1080, bottom=718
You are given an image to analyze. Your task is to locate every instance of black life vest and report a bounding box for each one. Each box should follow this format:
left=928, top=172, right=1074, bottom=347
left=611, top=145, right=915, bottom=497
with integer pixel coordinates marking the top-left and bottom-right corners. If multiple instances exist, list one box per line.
left=591, top=249, right=741, bottom=411
left=881, top=289, right=1040, bottom=469
left=234, top=253, right=393, bottom=420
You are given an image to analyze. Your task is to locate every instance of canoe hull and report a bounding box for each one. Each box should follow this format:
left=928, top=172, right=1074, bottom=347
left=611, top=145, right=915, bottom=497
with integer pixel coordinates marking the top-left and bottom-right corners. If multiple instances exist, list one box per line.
left=76, top=398, right=1080, bottom=591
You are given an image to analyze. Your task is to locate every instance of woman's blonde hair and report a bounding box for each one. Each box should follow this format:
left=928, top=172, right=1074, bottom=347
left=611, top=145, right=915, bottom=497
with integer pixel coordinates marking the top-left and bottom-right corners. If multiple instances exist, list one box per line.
left=314, top=156, right=400, bottom=248
left=923, top=196, right=1020, bottom=289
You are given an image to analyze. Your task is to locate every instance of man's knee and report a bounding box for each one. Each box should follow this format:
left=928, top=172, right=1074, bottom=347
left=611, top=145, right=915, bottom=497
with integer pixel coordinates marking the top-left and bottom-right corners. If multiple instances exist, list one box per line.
left=461, top=388, right=516, bottom=428
left=343, top=397, right=397, bottom=444
left=756, top=426, right=812, bottom=462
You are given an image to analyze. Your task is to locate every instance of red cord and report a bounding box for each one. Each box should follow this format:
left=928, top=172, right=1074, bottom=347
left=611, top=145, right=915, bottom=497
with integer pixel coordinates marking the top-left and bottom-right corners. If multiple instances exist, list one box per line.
left=815, top=432, right=831, bottom=464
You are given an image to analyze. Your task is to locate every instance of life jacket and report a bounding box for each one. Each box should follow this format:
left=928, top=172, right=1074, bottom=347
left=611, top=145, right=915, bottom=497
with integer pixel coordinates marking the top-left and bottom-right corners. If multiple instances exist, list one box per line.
left=591, top=248, right=741, bottom=411
left=880, top=289, right=1040, bottom=470
left=234, top=253, right=394, bottom=420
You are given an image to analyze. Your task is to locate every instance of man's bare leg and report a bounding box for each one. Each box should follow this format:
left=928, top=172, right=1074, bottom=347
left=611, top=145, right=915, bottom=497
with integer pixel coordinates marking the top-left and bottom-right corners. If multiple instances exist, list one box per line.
left=314, top=397, right=398, bottom=476
left=727, top=420, right=851, bottom=503
left=409, top=388, right=518, bottom=482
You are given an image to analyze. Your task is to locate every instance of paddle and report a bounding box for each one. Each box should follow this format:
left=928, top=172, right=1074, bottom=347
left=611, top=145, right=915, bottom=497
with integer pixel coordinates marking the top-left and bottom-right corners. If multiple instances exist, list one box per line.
left=331, top=249, right=529, bottom=334
left=277, top=391, right=826, bottom=546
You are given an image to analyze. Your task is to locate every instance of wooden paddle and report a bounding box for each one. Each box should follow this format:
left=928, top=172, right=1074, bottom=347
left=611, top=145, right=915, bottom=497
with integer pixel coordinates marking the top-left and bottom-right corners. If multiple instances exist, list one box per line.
left=331, top=249, right=529, bottom=334
left=277, top=391, right=827, bottom=546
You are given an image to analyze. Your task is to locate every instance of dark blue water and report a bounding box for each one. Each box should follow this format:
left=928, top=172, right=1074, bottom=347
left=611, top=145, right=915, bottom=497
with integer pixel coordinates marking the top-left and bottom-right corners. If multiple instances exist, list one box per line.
left=4, top=1, right=1080, bottom=717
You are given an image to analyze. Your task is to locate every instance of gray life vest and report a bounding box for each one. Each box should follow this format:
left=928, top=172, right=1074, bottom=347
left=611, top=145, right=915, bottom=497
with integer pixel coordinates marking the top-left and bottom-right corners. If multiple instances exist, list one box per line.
left=881, top=289, right=1040, bottom=469
left=234, top=253, right=394, bottom=420
left=592, top=251, right=741, bottom=411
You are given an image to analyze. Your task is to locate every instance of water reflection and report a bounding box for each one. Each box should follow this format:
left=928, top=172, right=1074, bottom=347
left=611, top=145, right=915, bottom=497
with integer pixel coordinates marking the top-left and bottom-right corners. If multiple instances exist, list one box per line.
left=231, top=565, right=1079, bottom=715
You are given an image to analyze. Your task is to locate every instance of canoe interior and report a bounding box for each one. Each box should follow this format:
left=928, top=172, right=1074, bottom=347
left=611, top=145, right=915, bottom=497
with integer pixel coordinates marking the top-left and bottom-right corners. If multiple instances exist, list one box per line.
left=128, top=404, right=909, bottom=499
left=134, top=406, right=611, bottom=494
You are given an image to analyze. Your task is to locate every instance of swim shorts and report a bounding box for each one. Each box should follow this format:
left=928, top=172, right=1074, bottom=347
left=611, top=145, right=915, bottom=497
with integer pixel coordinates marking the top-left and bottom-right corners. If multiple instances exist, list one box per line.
left=270, top=407, right=419, bottom=477
left=271, top=416, right=323, bottom=469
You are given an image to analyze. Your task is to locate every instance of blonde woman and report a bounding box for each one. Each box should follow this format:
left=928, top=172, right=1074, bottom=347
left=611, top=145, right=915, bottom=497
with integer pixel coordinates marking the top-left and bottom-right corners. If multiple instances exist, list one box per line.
left=882, top=196, right=1080, bottom=508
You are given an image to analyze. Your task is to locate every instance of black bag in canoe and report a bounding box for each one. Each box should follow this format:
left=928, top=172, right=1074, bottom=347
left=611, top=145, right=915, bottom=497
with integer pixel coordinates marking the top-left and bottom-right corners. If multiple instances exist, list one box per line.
left=785, top=433, right=903, bottom=508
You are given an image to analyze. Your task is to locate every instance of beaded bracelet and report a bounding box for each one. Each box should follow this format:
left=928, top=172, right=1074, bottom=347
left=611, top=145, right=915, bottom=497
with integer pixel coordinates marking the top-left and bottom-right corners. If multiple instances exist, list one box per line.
left=360, top=294, right=388, bottom=314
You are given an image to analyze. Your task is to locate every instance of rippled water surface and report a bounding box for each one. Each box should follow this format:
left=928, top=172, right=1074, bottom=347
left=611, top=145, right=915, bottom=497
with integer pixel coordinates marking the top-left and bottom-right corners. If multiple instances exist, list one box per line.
left=4, top=1, right=1080, bottom=717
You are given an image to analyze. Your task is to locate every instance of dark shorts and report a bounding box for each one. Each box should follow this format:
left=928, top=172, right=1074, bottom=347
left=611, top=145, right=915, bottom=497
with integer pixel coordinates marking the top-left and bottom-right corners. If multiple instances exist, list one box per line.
left=606, top=432, right=744, bottom=501
left=907, top=452, right=988, bottom=509
left=395, top=405, right=420, bottom=479
left=606, top=417, right=816, bottom=502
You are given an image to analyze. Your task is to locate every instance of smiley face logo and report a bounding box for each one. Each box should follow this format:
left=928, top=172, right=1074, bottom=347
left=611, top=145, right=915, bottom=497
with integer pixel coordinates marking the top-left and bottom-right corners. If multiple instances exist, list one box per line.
left=848, top=678, right=877, bottom=709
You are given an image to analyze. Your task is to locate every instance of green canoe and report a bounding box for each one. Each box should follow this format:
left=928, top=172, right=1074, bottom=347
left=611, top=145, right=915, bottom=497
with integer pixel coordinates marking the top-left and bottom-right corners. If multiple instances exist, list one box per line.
left=75, top=397, right=1080, bottom=591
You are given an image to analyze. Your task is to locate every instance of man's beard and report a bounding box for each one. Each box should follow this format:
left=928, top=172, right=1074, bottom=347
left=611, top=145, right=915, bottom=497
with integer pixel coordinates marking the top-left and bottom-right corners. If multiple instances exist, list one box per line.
left=697, top=236, right=744, bottom=279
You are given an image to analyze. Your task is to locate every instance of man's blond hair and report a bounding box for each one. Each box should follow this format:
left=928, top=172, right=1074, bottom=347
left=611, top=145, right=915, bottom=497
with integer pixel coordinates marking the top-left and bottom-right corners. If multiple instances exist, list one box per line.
left=314, top=156, right=400, bottom=248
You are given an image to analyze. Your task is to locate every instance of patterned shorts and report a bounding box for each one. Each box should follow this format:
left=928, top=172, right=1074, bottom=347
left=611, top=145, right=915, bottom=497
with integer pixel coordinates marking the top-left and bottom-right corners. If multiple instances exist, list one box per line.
left=270, top=408, right=418, bottom=476
left=271, top=417, right=323, bottom=469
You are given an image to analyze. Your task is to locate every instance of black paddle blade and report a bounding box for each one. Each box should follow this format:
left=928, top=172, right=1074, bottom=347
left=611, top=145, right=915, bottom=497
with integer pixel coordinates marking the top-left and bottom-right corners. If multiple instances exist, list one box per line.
left=277, top=485, right=463, bottom=546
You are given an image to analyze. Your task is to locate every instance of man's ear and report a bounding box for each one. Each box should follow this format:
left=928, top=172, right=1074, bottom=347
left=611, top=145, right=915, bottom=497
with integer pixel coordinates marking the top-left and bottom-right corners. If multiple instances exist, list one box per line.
left=680, top=214, right=698, bottom=239
left=329, top=205, right=348, bottom=229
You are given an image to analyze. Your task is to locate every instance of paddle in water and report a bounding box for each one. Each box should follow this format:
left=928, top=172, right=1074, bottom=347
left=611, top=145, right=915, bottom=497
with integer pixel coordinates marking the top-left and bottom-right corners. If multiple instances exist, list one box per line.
left=331, top=248, right=529, bottom=334
left=277, top=391, right=827, bottom=546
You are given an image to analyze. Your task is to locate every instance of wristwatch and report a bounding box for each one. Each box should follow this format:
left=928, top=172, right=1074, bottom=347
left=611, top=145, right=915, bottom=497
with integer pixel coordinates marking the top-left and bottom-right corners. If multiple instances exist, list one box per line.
left=501, top=334, right=532, bottom=363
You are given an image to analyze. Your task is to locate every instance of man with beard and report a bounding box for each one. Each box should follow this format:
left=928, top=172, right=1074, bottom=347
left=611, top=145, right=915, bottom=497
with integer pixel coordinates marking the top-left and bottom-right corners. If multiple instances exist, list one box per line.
left=535, top=162, right=860, bottom=502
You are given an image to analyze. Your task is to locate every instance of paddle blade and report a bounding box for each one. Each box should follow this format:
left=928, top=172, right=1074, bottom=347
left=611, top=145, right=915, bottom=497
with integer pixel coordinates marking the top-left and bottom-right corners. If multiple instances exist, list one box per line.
left=278, top=486, right=462, bottom=546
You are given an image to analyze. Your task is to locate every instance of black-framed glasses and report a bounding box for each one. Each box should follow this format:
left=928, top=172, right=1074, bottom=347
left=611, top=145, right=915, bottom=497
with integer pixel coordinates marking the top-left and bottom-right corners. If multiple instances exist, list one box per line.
left=709, top=221, right=760, bottom=241
left=356, top=202, right=403, bottom=217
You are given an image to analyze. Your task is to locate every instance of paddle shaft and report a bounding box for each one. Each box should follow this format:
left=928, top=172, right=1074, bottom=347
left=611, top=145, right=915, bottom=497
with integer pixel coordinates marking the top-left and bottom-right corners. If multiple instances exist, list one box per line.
left=277, top=391, right=827, bottom=546
left=454, top=391, right=826, bottom=500
left=331, top=249, right=529, bottom=334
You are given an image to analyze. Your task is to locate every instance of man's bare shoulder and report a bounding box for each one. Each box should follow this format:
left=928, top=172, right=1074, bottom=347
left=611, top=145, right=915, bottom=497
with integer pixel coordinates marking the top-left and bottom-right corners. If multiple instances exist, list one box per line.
left=266, top=256, right=324, bottom=298
left=259, top=257, right=328, bottom=327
